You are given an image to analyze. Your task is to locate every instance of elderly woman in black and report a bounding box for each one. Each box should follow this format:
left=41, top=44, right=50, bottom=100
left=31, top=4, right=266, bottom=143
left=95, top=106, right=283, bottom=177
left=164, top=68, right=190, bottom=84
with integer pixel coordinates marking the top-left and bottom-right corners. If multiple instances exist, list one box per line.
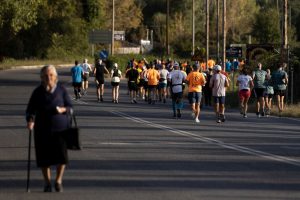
left=26, top=65, right=72, bottom=192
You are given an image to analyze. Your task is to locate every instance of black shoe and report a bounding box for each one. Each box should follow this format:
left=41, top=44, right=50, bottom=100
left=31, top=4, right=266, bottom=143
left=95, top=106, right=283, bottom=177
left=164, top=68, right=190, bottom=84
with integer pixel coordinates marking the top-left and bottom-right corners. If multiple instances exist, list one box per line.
left=44, top=184, right=52, bottom=192
left=100, top=97, right=104, bottom=102
left=220, top=114, right=226, bottom=122
left=216, top=115, right=221, bottom=123
left=55, top=183, right=63, bottom=192
left=176, top=109, right=181, bottom=118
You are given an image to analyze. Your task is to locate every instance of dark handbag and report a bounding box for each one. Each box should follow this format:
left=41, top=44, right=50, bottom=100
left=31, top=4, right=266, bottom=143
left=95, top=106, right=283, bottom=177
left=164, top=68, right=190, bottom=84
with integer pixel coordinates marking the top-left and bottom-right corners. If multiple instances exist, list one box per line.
left=63, top=111, right=82, bottom=150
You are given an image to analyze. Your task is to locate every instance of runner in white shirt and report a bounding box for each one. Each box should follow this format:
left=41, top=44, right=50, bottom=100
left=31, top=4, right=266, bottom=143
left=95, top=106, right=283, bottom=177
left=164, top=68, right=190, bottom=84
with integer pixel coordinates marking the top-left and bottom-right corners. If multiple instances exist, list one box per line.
left=236, top=68, right=253, bottom=118
left=209, top=65, right=230, bottom=123
left=110, top=63, right=122, bottom=103
left=168, top=62, right=187, bottom=118
left=158, top=64, right=169, bottom=103
left=81, top=58, right=92, bottom=95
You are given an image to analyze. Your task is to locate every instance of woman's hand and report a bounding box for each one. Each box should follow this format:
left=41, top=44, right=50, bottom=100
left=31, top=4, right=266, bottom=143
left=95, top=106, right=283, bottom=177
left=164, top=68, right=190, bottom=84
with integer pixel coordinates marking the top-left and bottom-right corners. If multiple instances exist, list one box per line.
left=56, top=106, right=67, bottom=114
left=27, top=122, right=34, bottom=130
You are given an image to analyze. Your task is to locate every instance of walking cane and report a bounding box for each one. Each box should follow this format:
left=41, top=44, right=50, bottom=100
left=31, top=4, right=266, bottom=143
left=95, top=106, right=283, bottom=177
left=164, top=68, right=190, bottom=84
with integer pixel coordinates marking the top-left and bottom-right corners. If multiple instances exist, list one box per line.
left=26, top=129, right=32, bottom=193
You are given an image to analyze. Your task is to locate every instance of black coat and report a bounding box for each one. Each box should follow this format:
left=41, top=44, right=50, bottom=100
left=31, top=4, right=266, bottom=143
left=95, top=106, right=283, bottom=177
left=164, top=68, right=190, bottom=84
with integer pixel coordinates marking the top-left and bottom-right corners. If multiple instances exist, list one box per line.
left=26, top=83, right=73, bottom=167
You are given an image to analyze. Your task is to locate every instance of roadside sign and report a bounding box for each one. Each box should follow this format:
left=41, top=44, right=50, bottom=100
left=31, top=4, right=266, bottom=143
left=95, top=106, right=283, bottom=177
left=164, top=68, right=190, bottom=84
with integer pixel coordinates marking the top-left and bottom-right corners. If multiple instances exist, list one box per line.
left=99, top=50, right=109, bottom=60
left=114, top=31, right=125, bottom=41
left=89, top=30, right=126, bottom=43
left=89, top=30, right=112, bottom=44
left=226, top=47, right=242, bottom=58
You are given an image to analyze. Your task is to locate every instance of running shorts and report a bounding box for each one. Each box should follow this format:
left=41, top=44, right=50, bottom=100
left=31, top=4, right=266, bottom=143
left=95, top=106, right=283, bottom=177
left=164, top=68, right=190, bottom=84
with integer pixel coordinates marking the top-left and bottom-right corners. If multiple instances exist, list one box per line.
left=238, top=89, right=251, bottom=100
left=274, top=89, right=286, bottom=97
left=213, top=96, right=225, bottom=104
left=188, top=92, right=202, bottom=104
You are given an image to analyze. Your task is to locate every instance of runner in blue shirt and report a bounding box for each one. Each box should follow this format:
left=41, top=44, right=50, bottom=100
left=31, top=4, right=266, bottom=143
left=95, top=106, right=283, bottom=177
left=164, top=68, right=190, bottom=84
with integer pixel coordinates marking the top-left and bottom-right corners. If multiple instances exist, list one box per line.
left=272, top=63, right=288, bottom=116
left=71, top=60, right=83, bottom=100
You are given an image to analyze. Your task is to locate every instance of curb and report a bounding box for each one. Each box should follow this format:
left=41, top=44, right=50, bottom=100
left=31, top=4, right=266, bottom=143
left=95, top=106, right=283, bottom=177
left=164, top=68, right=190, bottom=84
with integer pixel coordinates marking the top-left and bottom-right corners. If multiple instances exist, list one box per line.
left=1, top=64, right=73, bottom=71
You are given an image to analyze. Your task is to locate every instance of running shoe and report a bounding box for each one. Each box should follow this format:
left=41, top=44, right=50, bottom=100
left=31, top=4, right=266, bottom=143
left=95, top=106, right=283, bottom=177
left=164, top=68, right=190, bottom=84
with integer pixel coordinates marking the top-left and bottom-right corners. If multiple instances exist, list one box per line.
left=267, top=109, right=271, bottom=116
left=191, top=112, right=195, bottom=119
left=220, top=114, right=226, bottom=122
left=195, top=118, right=200, bottom=123
left=243, top=114, right=248, bottom=118
left=256, top=112, right=261, bottom=118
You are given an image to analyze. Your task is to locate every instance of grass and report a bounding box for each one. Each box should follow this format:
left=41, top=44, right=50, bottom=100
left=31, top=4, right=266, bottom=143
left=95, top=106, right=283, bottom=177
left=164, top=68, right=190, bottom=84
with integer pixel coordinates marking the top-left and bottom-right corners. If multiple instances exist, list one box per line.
left=226, top=90, right=300, bottom=118
left=272, top=104, right=300, bottom=118
left=0, top=58, right=91, bottom=70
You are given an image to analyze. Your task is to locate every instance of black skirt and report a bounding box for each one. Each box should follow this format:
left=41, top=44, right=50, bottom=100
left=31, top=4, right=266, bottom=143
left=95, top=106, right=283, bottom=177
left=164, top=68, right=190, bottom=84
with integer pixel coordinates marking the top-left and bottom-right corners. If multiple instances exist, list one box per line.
left=34, top=130, right=68, bottom=167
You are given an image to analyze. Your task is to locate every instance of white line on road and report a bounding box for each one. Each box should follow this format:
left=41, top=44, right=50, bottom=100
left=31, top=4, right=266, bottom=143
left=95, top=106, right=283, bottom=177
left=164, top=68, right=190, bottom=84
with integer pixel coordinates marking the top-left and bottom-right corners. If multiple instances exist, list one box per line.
left=111, top=110, right=300, bottom=167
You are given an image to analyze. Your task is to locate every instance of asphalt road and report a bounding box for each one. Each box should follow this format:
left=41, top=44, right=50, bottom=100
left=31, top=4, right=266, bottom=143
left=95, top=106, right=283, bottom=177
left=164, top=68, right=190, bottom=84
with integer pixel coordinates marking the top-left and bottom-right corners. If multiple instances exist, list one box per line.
left=0, top=67, right=300, bottom=200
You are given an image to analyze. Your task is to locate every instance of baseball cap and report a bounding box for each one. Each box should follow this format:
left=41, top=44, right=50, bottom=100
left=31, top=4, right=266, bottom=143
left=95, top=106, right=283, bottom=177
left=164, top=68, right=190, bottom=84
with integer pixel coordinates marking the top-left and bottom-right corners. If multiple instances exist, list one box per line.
left=214, top=65, right=222, bottom=71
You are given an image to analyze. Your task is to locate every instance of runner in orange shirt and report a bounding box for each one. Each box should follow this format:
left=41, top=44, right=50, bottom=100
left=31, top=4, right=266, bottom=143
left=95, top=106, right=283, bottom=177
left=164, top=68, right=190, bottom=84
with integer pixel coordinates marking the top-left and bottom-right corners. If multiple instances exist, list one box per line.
left=207, top=57, right=215, bottom=70
left=147, top=63, right=160, bottom=104
left=186, top=64, right=206, bottom=123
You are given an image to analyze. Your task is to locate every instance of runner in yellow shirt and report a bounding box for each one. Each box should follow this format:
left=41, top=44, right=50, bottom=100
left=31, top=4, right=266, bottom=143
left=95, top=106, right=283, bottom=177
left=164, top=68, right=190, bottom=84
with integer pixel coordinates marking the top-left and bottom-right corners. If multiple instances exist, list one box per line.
left=186, top=64, right=206, bottom=123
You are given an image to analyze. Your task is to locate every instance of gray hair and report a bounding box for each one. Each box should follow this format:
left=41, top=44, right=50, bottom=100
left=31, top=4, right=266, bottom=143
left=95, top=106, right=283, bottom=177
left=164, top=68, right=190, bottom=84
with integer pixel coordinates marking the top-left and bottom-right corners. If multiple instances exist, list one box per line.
left=40, top=65, right=58, bottom=78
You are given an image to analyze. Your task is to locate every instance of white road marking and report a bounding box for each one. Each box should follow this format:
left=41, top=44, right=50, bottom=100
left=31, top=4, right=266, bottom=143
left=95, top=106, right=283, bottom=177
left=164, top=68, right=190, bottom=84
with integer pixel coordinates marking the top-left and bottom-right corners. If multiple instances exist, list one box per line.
left=111, top=110, right=300, bottom=167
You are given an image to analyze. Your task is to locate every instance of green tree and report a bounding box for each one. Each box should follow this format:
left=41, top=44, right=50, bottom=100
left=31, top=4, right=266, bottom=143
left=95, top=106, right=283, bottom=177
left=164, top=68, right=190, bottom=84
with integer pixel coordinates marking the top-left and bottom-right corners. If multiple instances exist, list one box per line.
left=0, top=0, right=42, bottom=34
left=0, top=0, right=42, bottom=58
left=226, top=0, right=259, bottom=43
left=105, top=0, right=143, bottom=30
left=80, top=0, right=105, bottom=28
left=252, top=8, right=281, bottom=43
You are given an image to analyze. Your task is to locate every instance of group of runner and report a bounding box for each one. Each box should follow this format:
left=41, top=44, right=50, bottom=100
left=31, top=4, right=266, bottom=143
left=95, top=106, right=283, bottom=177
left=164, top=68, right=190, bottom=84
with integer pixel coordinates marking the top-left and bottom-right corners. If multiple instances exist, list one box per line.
left=70, top=57, right=288, bottom=123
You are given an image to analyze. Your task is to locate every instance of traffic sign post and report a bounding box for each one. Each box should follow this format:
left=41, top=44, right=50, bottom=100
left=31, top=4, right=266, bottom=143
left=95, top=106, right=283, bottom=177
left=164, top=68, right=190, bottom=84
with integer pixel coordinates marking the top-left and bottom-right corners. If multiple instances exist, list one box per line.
left=99, top=50, right=109, bottom=60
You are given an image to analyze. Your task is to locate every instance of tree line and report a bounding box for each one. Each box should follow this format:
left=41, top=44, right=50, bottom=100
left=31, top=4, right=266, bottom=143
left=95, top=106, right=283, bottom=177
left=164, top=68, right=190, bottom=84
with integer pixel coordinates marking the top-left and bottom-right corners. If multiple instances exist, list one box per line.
left=0, top=0, right=300, bottom=61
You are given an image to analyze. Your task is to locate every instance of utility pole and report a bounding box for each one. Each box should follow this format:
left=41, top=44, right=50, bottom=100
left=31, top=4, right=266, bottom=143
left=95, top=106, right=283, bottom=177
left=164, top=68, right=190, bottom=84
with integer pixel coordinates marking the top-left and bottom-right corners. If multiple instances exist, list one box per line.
left=282, top=0, right=291, bottom=103
left=283, top=0, right=288, bottom=50
left=192, top=0, right=195, bottom=55
left=281, top=0, right=288, bottom=67
left=206, top=0, right=209, bottom=66
left=166, top=0, right=170, bottom=56
left=222, top=0, right=226, bottom=71
left=216, top=0, right=220, bottom=62
left=111, top=0, right=115, bottom=56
